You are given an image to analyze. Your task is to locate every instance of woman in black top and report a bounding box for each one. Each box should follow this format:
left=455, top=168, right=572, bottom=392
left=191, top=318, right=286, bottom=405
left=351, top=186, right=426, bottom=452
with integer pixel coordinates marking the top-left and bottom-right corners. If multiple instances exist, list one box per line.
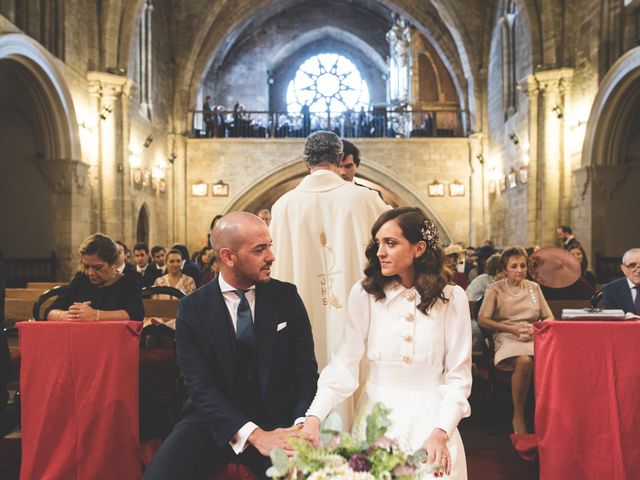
left=46, top=233, right=144, bottom=321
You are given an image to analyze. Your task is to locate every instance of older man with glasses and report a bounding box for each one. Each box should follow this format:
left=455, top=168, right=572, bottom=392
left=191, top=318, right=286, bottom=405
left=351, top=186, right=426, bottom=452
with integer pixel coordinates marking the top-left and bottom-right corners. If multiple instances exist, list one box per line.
left=602, top=248, right=640, bottom=314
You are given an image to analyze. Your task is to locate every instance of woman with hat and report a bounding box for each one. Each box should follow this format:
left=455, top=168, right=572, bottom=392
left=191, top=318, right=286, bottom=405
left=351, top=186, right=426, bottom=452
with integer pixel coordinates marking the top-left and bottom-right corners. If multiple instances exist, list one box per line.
left=477, top=247, right=553, bottom=434
left=444, top=244, right=469, bottom=289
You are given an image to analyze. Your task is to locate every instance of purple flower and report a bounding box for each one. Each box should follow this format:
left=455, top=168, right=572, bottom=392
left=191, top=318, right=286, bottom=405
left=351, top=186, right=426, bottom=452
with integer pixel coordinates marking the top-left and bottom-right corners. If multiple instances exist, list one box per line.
left=348, top=454, right=372, bottom=472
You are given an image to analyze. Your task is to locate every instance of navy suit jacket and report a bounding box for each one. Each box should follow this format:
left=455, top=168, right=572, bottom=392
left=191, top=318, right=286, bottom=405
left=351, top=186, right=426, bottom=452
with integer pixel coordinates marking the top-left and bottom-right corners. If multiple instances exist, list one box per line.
left=137, top=263, right=162, bottom=288
left=176, top=277, right=318, bottom=449
left=602, top=277, right=635, bottom=313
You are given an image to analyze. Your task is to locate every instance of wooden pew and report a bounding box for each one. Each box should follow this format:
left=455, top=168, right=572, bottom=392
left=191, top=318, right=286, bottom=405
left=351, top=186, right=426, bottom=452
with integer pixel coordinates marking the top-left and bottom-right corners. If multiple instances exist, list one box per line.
left=5, top=288, right=47, bottom=301
left=26, top=281, right=65, bottom=290
left=142, top=299, right=180, bottom=318
left=4, top=299, right=35, bottom=325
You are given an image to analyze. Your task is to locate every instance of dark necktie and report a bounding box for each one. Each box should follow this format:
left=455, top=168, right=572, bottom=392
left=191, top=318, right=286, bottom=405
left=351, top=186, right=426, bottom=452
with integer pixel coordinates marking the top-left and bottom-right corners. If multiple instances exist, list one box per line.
left=634, top=286, right=640, bottom=315
left=233, top=290, right=254, bottom=345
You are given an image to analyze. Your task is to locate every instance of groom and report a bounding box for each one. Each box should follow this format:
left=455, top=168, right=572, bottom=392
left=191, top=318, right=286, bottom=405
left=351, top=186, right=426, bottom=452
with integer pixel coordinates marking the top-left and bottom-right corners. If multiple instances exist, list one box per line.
left=144, top=212, right=318, bottom=479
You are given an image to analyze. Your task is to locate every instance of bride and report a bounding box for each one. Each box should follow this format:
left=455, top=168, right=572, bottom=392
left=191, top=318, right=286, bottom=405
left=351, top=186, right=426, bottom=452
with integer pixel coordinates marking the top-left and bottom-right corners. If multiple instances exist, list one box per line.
left=302, top=207, right=472, bottom=478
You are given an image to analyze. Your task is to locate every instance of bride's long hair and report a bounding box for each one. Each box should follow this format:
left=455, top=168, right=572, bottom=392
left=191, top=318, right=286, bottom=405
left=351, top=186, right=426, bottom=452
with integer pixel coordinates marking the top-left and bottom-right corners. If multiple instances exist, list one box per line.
left=362, top=207, right=450, bottom=314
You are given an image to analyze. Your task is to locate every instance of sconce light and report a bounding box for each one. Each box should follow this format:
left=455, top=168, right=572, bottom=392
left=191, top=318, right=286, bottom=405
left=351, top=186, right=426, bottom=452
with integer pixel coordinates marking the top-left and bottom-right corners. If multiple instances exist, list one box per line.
left=507, top=168, right=518, bottom=189
left=449, top=180, right=465, bottom=197
left=427, top=180, right=445, bottom=197
left=509, top=132, right=520, bottom=145
left=99, top=105, right=113, bottom=120
left=143, top=134, right=154, bottom=148
left=476, top=153, right=484, bottom=164
left=212, top=180, right=229, bottom=197
left=499, top=175, right=507, bottom=192
left=551, top=104, right=564, bottom=119
left=191, top=181, right=208, bottom=197
left=267, top=70, right=275, bottom=85
left=168, top=153, right=177, bottom=164
left=518, top=165, right=529, bottom=184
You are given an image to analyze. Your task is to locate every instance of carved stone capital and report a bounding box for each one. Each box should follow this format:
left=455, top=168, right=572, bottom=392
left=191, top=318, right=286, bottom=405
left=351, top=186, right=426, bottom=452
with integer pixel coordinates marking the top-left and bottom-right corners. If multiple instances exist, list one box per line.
left=37, top=159, right=91, bottom=193
left=87, top=71, right=132, bottom=99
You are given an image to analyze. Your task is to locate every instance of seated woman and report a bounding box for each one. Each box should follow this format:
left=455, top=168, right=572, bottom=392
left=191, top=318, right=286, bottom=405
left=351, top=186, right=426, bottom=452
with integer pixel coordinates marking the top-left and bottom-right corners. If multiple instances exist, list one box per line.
left=152, top=249, right=196, bottom=297
left=46, top=233, right=144, bottom=321
left=568, top=243, right=597, bottom=289
left=303, top=208, right=472, bottom=478
left=477, top=247, right=553, bottom=434
left=466, top=253, right=503, bottom=301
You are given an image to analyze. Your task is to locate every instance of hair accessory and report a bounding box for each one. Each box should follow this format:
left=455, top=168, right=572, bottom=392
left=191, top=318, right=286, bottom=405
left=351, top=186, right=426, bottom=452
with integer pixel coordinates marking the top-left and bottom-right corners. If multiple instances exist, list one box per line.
left=421, top=218, right=440, bottom=248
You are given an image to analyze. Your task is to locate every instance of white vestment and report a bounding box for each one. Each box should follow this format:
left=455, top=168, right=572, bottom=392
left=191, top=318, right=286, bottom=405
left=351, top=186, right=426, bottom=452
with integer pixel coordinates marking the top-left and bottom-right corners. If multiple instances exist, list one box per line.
left=270, top=169, right=389, bottom=423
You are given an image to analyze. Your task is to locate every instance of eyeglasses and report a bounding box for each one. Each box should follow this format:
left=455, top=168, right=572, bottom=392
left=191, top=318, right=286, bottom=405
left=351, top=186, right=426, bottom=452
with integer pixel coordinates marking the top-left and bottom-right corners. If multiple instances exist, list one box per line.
left=623, top=263, right=640, bottom=270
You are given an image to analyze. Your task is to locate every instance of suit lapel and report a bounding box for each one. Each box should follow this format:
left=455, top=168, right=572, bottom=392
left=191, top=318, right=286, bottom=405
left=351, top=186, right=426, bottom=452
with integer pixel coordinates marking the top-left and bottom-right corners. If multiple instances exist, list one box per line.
left=622, top=282, right=635, bottom=313
left=255, top=282, right=278, bottom=393
left=201, top=279, right=235, bottom=385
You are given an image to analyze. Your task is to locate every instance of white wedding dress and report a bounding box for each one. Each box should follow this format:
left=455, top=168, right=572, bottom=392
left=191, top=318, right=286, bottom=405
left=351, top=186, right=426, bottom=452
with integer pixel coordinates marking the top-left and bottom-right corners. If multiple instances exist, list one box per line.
left=306, top=282, right=472, bottom=479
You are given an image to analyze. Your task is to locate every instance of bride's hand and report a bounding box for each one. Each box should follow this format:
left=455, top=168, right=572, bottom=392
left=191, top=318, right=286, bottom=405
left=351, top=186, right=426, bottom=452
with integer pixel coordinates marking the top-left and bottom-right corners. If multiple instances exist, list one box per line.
left=300, top=416, right=321, bottom=448
left=421, top=428, right=450, bottom=477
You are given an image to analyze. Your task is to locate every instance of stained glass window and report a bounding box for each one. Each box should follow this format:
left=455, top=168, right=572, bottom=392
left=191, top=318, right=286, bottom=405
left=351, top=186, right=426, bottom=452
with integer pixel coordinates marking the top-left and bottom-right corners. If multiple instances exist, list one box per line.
left=286, top=53, right=370, bottom=114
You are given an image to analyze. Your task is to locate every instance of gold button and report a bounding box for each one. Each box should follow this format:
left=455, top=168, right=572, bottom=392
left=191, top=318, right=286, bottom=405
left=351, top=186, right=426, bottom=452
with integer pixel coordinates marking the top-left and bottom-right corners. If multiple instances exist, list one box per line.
left=404, top=313, right=414, bottom=322
left=406, top=292, right=416, bottom=302
left=402, top=355, right=412, bottom=364
left=403, top=335, right=413, bottom=343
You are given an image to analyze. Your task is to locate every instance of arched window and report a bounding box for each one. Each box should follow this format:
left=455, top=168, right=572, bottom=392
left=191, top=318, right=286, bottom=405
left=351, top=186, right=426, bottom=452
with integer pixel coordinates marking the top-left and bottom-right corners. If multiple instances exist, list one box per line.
left=286, top=53, right=370, bottom=114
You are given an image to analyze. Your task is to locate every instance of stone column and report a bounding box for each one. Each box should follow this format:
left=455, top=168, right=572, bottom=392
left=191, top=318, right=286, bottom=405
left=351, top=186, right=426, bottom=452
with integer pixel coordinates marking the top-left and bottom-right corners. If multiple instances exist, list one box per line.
left=87, top=71, right=132, bottom=240
left=524, top=68, right=574, bottom=247
left=37, top=159, right=91, bottom=281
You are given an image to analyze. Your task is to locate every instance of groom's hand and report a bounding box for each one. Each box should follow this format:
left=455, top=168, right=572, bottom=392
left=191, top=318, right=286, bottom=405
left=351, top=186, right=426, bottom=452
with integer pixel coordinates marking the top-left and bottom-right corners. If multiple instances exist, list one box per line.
left=248, top=427, right=305, bottom=457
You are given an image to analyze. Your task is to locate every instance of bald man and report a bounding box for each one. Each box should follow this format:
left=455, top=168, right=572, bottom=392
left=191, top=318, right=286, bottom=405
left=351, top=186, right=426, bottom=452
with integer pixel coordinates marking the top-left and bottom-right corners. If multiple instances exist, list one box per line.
left=145, top=212, right=318, bottom=480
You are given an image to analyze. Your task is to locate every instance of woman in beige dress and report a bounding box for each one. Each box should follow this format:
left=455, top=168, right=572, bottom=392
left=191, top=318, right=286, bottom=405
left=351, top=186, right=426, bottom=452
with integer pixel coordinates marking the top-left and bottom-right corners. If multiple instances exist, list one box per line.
left=478, top=247, right=553, bottom=434
left=152, top=249, right=196, bottom=298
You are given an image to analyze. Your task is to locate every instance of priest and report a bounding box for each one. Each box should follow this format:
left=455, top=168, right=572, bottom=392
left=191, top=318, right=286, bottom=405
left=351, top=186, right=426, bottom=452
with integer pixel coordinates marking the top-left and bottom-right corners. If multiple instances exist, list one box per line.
left=270, top=131, right=388, bottom=424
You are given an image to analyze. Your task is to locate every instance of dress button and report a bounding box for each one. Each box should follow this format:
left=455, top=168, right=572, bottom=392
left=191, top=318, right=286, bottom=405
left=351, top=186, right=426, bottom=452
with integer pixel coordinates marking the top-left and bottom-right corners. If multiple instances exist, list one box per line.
left=404, top=313, right=414, bottom=322
left=406, top=292, right=416, bottom=302
left=402, top=355, right=412, bottom=364
left=403, top=335, right=413, bottom=343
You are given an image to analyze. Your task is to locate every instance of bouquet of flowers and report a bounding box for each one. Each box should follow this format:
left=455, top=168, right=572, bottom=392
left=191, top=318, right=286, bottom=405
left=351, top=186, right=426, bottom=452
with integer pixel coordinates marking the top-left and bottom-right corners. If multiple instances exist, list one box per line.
left=267, top=403, right=440, bottom=480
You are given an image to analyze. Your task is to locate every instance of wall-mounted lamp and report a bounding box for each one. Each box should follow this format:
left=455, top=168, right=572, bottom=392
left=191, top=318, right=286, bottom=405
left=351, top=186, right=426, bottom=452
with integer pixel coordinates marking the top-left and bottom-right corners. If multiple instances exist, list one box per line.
left=99, top=105, right=113, bottom=121
left=476, top=153, right=484, bottom=164
left=143, top=134, right=154, bottom=148
left=168, top=153, right=177, bottom=164
left=551, top=104, right=564, bottom=119
left=449, top=180, right=465, bottom=197
left=267, top=70, right=275, bottom=85
left=427, top=180, right=445, bottom=197
left=509, top=132, right=520, bottom=145
left=191, top=181, right=208, bottom=197
left=507, top=168, right=518, bottom=189
left=212, top=180, right=229, bottom=197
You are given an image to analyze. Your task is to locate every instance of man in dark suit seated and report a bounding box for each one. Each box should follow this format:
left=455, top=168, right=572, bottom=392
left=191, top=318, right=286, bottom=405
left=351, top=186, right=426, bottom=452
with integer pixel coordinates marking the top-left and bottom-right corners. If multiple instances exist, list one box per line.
left=602, top=248, right=640, bottom=315
left=144, top=212, right=318, bottom=480
left=133, top=243, right=162, bottom=288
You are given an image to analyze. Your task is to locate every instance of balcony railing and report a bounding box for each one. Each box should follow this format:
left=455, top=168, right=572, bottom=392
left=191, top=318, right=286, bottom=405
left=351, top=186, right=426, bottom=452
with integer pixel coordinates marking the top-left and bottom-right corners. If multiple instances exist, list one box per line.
left=189, top=108, right=466, bottom=139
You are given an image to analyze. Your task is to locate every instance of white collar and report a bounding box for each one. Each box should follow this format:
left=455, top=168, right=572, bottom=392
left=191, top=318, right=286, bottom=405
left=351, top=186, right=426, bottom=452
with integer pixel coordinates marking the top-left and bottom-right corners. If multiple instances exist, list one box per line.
left=218, top=272, right=255, bottom=294
left=627, top=278, right=638, bottom=290
left=297, top=169, right=346, bottom=192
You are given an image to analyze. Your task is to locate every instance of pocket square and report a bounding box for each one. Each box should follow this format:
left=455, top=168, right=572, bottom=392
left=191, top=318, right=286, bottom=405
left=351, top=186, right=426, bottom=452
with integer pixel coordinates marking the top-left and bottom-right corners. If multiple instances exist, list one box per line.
left=277, top=322, right=287, bottom=332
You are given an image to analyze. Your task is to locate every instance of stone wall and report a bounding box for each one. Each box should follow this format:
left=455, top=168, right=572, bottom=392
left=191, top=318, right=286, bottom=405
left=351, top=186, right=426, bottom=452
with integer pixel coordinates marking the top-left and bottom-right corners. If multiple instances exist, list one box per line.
left=184, top=138, right=475, bottom=254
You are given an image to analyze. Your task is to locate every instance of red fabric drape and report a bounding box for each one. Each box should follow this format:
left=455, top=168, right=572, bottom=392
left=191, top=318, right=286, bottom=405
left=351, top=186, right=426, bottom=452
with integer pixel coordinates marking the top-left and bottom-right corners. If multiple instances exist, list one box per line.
left=18, top=321, right=142, bottom=480
left=534, top=321, right=640, bottom=480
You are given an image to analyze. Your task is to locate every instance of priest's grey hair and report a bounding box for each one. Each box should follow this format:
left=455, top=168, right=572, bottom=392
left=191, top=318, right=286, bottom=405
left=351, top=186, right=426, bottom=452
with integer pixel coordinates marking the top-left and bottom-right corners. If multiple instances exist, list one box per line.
left=303, top=131, right=344, bottom=166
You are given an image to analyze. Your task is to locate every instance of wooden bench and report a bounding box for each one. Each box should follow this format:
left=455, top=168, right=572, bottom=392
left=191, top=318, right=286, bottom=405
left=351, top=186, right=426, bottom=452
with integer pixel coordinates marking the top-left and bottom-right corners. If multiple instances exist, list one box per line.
left=26, top=282, right=65, bottom=290
left=5, top=288, right=47, bottom=301
left=143, top=299, right=180, bottom=318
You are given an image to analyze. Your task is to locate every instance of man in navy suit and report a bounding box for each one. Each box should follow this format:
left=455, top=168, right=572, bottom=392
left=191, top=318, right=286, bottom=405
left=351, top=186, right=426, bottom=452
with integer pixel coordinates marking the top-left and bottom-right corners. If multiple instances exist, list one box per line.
left=133, top=243, right=162, bottom=288
left=144, top=212, right=318, bottom=480
left=602, top=248, right=640, bottom=315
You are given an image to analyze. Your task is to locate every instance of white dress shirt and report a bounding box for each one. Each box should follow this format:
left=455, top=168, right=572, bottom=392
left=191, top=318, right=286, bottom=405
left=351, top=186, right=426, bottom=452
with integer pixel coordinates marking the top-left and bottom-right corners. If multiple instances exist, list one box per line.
left=218, top=273, right=258, bottom=454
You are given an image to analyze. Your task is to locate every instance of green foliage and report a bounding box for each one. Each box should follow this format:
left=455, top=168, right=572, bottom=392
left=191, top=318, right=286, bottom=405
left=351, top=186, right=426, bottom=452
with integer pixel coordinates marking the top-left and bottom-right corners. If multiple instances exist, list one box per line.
left=365, top=403, right=392, bottom=447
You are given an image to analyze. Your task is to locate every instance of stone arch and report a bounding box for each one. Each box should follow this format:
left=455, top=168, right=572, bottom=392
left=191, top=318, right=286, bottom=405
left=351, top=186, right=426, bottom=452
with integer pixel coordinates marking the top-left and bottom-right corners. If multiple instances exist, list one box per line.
left=0, top=33, right=88, bottom=281
left=581, top=46, right=640, bottom=259
left=582, top=47, right=640, bottom=168
left=222, top=160, right=454, bottom=244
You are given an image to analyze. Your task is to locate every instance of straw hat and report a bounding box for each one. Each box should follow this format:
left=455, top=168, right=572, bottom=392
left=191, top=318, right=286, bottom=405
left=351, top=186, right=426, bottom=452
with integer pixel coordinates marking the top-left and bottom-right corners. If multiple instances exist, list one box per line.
left=444, top=244, right=464, bottom=257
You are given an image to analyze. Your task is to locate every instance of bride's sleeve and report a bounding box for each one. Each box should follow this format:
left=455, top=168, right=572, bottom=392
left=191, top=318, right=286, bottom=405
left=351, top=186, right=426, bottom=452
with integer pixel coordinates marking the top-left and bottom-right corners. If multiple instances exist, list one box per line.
left=435, top=285, right=473, bottom=436
left=305, top=282, right=371, bottom=421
